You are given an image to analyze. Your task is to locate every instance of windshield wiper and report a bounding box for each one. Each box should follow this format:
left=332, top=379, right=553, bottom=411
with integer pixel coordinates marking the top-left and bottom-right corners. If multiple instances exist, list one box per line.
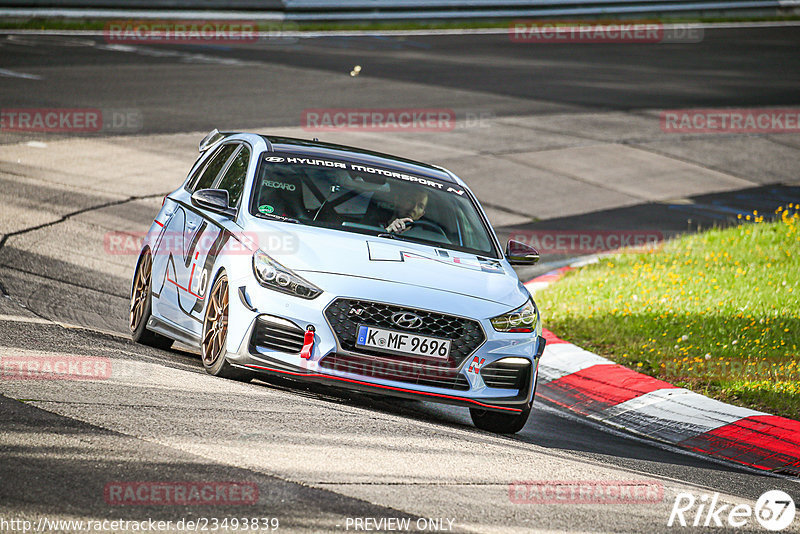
left=378, top=232, right=404, bottom=240
left=378, top=231, right=454, bottom=253
left=378, top=232, right=420, bottom=244
left=255, top=212, right=299, bottom=224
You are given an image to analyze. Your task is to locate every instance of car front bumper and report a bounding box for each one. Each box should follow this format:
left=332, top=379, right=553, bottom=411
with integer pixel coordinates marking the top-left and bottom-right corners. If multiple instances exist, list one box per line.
left=224, top=273, right=545, bottom=414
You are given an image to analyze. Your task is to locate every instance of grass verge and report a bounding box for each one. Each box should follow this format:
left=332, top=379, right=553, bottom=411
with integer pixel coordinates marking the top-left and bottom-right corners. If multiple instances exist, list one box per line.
left=535, top=206, right=800, bottom=419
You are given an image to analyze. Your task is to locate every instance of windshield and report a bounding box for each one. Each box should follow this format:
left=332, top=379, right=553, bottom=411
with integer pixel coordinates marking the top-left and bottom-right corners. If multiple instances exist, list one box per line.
left=250, top=153, right=498, bottom=258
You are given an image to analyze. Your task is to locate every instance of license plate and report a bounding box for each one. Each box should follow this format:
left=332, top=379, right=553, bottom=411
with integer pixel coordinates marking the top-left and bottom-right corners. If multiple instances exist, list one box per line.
left=356, top=325, right=451, bottom=360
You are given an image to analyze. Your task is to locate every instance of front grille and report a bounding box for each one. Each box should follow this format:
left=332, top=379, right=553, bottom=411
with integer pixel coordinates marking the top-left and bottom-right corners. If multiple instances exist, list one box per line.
left=319, top=352, right=470, bottom=391
left=480, top=360, right=531, bottom=391
left=250, top=315, right=305, bottom=354
left=323, top=298, right=485, bottom=367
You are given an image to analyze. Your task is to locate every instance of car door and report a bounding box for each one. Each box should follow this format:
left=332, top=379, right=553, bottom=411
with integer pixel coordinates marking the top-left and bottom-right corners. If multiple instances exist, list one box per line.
left=150, top=142, right=239, bottom=331
left=185, top=143, right=252, bottom=339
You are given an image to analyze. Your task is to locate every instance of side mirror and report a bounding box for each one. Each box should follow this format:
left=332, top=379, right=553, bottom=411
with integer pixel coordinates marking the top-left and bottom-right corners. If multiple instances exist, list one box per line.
left=506, top=239, right=539, bottom=265
left=191, top=189, right=236, bottom=218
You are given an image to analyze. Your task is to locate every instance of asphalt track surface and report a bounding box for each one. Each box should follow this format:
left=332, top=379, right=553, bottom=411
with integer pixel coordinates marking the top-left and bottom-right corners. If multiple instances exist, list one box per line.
left=1, top=25, right=799, bottom=533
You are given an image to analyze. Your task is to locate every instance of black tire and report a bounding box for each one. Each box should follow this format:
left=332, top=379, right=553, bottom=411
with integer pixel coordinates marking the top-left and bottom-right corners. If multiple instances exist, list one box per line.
left=201, top=273, right=254, bottom=382
left=470, top=406, right=531, bottom=434
left=130, top=250, right=174, bottom=350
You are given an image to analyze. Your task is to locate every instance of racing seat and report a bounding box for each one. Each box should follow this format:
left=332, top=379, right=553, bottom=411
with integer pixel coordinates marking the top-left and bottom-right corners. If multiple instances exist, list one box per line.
left=362, top=190, right=395, bottom=229
left=256, top=171, right=307, bottom=219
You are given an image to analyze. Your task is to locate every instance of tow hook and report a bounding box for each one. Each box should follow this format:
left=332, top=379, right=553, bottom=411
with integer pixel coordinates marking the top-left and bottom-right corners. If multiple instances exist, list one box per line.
left=300, top=325, right=316, bottom=360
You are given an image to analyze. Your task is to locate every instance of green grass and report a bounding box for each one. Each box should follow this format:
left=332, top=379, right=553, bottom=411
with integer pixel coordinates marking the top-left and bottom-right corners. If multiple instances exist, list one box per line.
left=1, top=15, right=799, bottom=32
left=535, top=206, right=800, bottom=419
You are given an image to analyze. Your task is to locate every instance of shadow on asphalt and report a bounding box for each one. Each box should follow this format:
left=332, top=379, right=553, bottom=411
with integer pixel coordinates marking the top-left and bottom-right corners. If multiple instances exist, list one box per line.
left=500, top=184, right=800, bottom=239
left=505, top=184, right=800, bottom=281
left=247, top=373, right=750, bottom=476
left=0, top=394, right=419, bottom=528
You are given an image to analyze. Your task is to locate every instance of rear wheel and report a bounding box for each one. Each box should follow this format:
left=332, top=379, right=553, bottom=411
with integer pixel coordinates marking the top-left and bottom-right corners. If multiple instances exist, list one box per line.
left=130, top=250, right=173, bottom=350
left=201, top=273, right=253, bottom=382
left=470, top=406, right=531, bottom=434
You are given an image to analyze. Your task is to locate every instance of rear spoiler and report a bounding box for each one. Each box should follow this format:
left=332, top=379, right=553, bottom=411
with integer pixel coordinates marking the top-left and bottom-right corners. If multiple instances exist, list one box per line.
left=198, top=129, right=226, bottom=153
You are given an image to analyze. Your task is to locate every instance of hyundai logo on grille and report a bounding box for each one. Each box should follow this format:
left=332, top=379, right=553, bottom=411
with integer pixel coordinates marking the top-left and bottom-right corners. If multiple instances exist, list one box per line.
left=391, top=312, right=423, bottom=330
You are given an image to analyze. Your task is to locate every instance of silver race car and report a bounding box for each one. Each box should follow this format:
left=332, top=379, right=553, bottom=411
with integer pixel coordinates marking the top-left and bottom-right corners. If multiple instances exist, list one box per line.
left=130, top=130, right=544, bottom=433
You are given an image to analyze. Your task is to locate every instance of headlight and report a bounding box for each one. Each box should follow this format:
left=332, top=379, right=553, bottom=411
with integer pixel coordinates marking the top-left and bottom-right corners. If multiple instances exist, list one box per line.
left=252, top=250, right=321, bottom=299
left=491, top=300, right=538, bottom=333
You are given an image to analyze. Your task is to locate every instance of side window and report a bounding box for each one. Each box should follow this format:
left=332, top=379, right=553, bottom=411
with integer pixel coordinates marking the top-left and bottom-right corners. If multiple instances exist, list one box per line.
left=190, top=143, right=238, bottom=192
left=215, top=146, right=250, bottom=208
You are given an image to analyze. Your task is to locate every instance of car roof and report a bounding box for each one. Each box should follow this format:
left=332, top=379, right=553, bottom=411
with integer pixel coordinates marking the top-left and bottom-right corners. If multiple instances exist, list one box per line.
left=260, top=134, right=457, bottom=184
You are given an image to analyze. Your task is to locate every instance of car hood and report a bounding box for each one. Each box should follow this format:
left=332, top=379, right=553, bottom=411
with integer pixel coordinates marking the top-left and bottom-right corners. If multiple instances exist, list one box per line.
left=253, top=222, right=527, bottom=307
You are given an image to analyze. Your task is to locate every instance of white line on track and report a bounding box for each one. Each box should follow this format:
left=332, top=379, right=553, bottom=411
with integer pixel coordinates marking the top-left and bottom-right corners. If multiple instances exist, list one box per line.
left=0, top=314, right=54, bottom=325
left=0, top=68, right=42, bottom=80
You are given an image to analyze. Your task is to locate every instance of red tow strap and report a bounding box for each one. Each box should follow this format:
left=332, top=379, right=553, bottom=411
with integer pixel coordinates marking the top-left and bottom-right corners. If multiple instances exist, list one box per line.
left=300, top=326, right=315, bottom=359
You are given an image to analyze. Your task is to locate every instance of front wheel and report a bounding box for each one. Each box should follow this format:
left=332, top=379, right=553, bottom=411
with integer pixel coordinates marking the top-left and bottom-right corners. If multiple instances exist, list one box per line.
left=201, top=273, right=253, bottom=382
left=470, top=406, right=531, bottom=434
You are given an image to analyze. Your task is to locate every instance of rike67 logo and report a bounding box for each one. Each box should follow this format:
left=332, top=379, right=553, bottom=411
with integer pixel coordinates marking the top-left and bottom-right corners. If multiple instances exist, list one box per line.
left=668, top=490, right=796, bottom=531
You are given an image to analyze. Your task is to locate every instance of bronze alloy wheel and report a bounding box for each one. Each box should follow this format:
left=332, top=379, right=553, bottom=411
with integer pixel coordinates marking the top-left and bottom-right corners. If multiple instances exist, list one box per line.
left=202, top=275, right=229, bottom=367
left=130, top=251, right=152, bottom=333
left=201, top=273, right=253, bottom=381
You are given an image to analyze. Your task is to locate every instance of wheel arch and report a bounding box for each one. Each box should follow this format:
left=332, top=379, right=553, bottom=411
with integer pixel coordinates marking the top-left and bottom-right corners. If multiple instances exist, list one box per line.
left=209, top=265, right=228, bottom=295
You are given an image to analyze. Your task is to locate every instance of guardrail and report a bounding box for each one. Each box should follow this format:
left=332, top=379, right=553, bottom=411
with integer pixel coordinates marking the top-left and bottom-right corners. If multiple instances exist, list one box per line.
left=0, top=0, right=795, bottom=20
left=283, top=0, right=791, bottom=20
